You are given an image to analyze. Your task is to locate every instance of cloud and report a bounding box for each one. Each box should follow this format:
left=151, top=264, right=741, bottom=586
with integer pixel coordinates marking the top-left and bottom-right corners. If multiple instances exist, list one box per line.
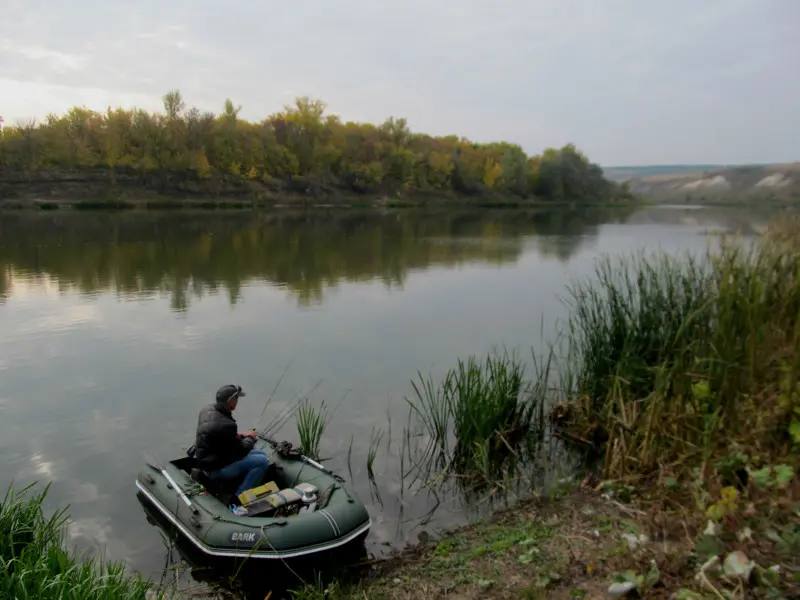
left=0, top=79, right=164, bottom=121
left=0, top=40, right=88, bottom=73
left=0, top=0, right=798, bottom=164
left=29, top=452, right=55, bottom=479
left=9, top=304, right=101, bottom=338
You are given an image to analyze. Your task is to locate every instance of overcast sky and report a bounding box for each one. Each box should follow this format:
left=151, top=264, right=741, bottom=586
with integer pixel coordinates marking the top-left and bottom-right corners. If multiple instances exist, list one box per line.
left=1, top=0, right=797, bottom=165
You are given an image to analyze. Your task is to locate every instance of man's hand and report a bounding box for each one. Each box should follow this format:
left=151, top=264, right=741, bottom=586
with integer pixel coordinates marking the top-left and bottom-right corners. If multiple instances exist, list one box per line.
left=243, top=429, right=258, bottom=438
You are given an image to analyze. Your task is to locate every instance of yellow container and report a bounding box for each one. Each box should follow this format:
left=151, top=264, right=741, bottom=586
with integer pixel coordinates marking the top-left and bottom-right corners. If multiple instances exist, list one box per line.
left=238, top=480, right=279, bottom=505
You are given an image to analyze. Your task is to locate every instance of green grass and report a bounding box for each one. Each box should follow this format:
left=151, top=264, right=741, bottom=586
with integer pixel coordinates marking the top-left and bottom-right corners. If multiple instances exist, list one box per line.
left=555, top=216, right=800, bottom=481
left=403, top=349, right=547, bottom=491
left=0, top=483, right=156, bottom=599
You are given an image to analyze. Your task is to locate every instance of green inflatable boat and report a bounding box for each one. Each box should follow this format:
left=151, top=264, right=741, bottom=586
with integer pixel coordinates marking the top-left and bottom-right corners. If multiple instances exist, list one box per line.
left=134, top=437, right=371, bottom=560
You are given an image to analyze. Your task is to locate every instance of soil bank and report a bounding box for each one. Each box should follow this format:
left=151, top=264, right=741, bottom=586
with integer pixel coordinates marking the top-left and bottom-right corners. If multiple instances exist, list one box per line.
left=286, top=480, right=800, bottom=600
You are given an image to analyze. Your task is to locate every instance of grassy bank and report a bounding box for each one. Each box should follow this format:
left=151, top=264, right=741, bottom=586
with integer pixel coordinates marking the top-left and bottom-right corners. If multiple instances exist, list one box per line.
left=0, top=483, right=156, bottom=599
left=286, top=216, right=800, bottom=599
left=291, top=479, right=798, bottom=599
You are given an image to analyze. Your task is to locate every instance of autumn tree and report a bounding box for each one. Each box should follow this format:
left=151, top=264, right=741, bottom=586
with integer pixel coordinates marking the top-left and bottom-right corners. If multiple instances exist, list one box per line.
left=0, top=89, right=626, bottom=202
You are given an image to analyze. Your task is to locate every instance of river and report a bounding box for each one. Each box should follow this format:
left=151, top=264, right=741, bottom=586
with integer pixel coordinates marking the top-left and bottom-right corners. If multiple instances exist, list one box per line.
left=0, top=204, right=783, bottom=578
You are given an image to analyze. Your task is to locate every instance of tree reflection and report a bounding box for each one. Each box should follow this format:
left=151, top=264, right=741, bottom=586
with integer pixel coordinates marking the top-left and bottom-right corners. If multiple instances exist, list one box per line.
left=0, top=207, right=635, bottom=311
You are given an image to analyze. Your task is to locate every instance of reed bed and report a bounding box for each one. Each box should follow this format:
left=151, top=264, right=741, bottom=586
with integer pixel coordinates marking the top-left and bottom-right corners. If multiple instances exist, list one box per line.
left=402, top=349, right=548, bottom=491
left=0, top=483, right=155, bottom=599
left=556, top=216, right=800, bottom=482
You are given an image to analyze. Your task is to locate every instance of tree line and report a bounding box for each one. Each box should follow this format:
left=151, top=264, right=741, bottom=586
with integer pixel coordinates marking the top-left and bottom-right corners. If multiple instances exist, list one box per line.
left=0, top=90, right=631, bottom=201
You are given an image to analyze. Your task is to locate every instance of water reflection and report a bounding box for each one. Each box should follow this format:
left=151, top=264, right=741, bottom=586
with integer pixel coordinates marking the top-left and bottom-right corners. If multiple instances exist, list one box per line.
left=0, top=207, right=635, bottom=310
left=0, top=203, right=785, bottom=592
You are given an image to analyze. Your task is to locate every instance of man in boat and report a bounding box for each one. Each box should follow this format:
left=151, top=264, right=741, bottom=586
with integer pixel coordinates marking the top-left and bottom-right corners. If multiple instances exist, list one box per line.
left=193, top=384, right=270, bottom=500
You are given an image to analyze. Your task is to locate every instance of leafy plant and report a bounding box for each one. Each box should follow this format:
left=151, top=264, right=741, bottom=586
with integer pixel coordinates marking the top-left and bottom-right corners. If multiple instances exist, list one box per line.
left=749, top=464, right=795, bottom=490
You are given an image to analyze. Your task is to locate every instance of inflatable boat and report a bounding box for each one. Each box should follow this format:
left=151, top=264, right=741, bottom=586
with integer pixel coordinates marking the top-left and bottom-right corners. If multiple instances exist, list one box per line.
left=134, top=436, right=371, bottom=560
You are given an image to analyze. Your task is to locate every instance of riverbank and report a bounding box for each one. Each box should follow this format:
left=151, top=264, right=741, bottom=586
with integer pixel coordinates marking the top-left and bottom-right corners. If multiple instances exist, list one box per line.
left=294, top=478, right=799, bottom=599
left=0, top=175, right=639, bottom=211
left=0, top=196, right=642, bottom=211
left=5, top=473, right=796, bottom=600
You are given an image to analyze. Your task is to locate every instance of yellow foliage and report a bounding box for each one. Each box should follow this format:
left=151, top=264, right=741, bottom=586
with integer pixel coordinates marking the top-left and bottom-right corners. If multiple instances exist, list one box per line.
left=705, top=486, right=739, bottom=521
left=483, top=160, right=503, bottom=188
left=0, top=91, right=621, bottom=202
left=427, top=151, right=453, bottom=188
left=194, top=154, right=212, bottom=179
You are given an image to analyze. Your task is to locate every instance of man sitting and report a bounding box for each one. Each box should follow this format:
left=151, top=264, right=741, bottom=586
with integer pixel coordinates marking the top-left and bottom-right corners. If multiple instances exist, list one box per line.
left=194, top=384, right=270, bottom=500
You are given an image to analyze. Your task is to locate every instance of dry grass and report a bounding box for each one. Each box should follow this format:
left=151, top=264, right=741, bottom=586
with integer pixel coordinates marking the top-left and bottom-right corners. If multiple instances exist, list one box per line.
left=286, top=478, right=799, bottom=599
left=552, top=215, right=800, bottom=489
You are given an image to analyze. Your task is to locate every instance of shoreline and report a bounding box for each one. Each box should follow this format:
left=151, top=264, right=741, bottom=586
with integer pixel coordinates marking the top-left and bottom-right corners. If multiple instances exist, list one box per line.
left=7, top=469, right=797, bottom=600
left=0, top=194, right=644, bottom=212
left=1, top=186, right=794, bottom=213
left=281, top=475, right=799, bottom=600
left=341, top=484, right=671, bottom=599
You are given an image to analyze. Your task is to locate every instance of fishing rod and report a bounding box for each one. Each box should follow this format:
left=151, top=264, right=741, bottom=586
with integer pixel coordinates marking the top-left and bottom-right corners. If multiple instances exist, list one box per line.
left=252, top=359, right=294, bottom=433
left=256, top=432, right=346, bottom=484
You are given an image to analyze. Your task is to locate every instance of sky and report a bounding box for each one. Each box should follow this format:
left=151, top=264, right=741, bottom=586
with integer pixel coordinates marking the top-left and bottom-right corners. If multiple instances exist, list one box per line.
left=0, top=0, right=798, bottom=166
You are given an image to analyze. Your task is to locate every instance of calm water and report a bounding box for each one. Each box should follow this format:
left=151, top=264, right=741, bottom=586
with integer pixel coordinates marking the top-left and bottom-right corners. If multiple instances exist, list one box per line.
left=0, top=205, right=781, bottom=577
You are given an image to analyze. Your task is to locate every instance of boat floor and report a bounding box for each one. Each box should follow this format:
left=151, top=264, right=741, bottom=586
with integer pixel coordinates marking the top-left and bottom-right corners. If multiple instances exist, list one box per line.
left=168, top=454, right=322, bottom=513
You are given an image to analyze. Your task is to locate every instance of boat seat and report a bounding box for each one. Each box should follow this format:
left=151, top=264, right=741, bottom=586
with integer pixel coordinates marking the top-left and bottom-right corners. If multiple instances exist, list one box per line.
left=189, top=468, right=240, bottom=502
left=190, top=468, right=217, bottom=489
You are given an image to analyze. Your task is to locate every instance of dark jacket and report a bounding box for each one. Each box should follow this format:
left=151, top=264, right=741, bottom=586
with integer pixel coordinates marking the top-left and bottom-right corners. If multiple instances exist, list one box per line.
left=194, top=403, right=255, bottom=471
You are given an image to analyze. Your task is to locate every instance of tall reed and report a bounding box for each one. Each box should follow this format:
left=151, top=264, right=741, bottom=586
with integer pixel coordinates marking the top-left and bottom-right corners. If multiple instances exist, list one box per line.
left=557, top=217, right=800, bottom=480
left=403, top=349, right=546, bottom=490
left=366, top=427, right=383, bottom=481
left=296, top=398, right=332, bottom=460
left=0, top=483, right=155, bottom=599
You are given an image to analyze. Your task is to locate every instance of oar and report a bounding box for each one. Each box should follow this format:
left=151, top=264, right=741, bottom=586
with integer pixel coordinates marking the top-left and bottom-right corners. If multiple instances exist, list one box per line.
left=144, top=452, right=197, bottom=512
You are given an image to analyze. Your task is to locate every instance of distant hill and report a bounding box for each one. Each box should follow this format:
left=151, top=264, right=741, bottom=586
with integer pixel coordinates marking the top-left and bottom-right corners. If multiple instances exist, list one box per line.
left=603, top=163, right=800, bottom=204
left=602, top=165, right=730, bottom=181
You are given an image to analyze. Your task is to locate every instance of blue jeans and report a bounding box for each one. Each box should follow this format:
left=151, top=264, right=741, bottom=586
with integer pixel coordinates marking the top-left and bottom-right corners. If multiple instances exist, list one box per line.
left=209, top=449, right=270, bottom=498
